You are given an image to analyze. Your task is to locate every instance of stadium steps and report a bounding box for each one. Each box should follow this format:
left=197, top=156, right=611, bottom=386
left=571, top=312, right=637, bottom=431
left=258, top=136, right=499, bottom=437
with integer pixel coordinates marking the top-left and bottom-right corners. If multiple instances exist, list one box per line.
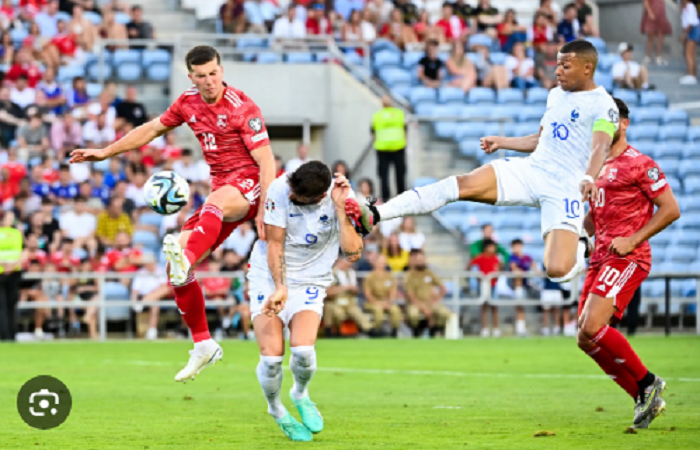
left=120, top=0, right=200, bottom=40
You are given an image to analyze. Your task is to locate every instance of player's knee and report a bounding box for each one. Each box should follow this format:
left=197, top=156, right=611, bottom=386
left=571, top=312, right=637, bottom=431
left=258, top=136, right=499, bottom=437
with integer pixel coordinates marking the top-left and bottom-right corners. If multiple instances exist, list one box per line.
left=576, top=328, right=595, bottom=351
left=456, top=173, right=480, bottom=198
left=545, top=262, right=574, bottom=281
left=290, top=347, right=315, bottom=368
left=259, top=357, right=282, bottom=378
left=579, top=319, right=603, bottom=341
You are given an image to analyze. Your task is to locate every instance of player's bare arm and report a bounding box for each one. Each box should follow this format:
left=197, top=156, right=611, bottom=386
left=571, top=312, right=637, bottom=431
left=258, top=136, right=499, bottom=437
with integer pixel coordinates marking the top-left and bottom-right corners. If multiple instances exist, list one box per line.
left=583, top=211, right=595, bottom=237
left=331, top=174, right=363, bottom=262
left=610, top=189, right=681, bottom=256
left=480, top=128, right=542, bottom=154
left=580, top=130, right=613, bottom=202
left=251, top=145, right=276, bottom=241
left=262, top=223, right=288, bottom=317
left=69, top=117, right=175, bottom=163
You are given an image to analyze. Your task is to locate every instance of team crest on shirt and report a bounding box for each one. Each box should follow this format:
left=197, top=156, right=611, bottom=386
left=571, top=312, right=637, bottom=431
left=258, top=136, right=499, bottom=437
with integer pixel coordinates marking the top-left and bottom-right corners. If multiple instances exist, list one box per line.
left=319, top=214, right=331, bottom=228
left=609, top=108, right=619, bottom=123
left=248, top=117, right=263, bottom=132
left=217, top=114, right=227, bottom=128
left=570, top=108, right=580, bottom=122
left=607, top=168, right=617, bottom=182
left=647, top=167, right=660, bottom=182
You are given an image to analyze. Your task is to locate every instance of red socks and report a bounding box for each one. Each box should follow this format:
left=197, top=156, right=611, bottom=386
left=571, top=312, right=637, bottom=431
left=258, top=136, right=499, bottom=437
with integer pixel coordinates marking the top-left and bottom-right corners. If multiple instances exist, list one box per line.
left=173, top=274, right=210, bottom=343
left=591, top=325, right=649, bottom=381
left=586, top=346, right=638, bottom=399
left=184, top=204, right=224, bottom=265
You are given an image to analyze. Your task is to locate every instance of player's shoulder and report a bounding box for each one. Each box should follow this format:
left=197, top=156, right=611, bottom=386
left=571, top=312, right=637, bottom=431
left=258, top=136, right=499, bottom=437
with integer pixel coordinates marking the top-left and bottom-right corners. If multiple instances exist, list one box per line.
left=547, top=86, right=564, bottom=103
left=621, top=146, right=654, bottom=164
left=222, top=84, right=258, bottom=110
left=586, top=86, right=616, bottom=107
left=176, top=86, right=200, bottom=101
left=267, top=175, right=290, bottom=198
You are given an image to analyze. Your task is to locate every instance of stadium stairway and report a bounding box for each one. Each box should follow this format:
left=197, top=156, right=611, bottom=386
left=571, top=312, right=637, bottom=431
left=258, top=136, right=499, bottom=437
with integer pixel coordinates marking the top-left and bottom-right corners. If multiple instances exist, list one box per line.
left=120, top=0, right=201, bottom=41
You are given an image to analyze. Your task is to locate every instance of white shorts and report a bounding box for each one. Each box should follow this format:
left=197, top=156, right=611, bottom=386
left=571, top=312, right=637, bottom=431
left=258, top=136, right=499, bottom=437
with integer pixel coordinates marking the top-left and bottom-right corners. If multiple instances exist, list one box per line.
left=249, top=277, right=326, bottom=326
left=490, top=157, right=584, bottom=237
left=541, top=289, right=563, bottom=310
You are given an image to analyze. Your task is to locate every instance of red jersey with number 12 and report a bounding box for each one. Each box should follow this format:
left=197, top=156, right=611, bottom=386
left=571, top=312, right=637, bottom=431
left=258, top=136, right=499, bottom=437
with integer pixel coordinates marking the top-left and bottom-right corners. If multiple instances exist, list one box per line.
left=589, top=146, right=671, bottom=272
left=159, top=84, right=270, bottom=178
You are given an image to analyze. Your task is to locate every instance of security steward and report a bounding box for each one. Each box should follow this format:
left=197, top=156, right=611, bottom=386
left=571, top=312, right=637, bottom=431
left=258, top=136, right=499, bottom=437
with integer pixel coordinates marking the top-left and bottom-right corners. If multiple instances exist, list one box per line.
left=0, top=211, right=23, bottom=341
left=404, top=250, right=451, bottom=336
left=372, top=95, right=407, bottom=200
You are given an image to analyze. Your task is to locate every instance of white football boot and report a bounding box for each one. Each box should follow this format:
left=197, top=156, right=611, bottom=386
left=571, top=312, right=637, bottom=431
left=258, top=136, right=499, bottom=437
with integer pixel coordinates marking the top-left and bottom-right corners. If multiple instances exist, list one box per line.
left=163, top=234, right=191, bottom=286
left=174, top=339, right=224, bottom=382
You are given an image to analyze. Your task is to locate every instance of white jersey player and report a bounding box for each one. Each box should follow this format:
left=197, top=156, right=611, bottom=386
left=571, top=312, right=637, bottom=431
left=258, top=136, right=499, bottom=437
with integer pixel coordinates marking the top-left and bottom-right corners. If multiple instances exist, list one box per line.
left=348, top=39, right=618, bottom=284
left=248, top=161, right=363, bottom=442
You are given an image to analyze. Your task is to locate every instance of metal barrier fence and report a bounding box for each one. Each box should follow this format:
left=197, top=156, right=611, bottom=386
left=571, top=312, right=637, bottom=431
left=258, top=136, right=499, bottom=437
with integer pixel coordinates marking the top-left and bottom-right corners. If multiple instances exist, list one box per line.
left=18, top=270, right=700, bottom=340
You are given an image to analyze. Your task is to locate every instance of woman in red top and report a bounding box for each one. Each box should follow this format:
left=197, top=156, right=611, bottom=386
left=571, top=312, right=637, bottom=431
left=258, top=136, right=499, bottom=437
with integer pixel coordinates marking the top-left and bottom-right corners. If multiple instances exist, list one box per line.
left=435, top=3, right=467, bottom=43
left=496, top=8, right=526, bottom=53
left=527, top=11, right=553, bottom=53
left=469, top=240, right=503, bottom=337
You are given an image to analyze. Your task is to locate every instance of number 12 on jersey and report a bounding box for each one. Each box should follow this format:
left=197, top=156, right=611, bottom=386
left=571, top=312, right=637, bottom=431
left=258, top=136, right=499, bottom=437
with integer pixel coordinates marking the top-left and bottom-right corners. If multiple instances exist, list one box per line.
left=201, top=133, right=217, bottom=150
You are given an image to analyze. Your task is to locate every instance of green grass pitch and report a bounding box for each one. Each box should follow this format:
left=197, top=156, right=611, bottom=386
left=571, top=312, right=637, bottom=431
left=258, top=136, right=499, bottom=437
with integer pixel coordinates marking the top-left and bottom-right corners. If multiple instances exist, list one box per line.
left=2, top=336, right=699, bottom=449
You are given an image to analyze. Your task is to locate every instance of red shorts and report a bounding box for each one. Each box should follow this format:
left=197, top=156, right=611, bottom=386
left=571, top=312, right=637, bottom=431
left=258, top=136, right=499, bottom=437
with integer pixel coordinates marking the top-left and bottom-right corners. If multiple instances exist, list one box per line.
left=182, top=170, right=260, bottom=252
left=579, top=258, right=649, bottom=321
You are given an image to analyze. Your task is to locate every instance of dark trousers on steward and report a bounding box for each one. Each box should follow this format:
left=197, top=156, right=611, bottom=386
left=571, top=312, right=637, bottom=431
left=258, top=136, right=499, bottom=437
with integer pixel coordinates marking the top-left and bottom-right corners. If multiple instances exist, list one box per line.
left=377, top=148, right=406, bottom=200
left=0, top=271, right=21, bottom=341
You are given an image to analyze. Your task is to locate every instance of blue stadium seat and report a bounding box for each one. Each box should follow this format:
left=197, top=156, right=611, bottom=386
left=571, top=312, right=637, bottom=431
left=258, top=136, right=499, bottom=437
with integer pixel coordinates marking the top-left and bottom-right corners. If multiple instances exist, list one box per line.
left=467, top=87, right=496, bottom=104
left=687, top=127, right=700, bottom=143
left=139, top=213, right=163, bottom=228
left=585, top=37, right=607, bottom=55
left=599, top=53, right=621, bottom=73
left=414, top=102, right=436, bottom=116
left=373, top=51, right=402, bottom=70
left=667, top=246, right=697, bottom=263
left=456, top=122, right=499, bottom=141
left=490, top=52, right=507, bottom=66
left=237, top=36, right=267, bottom=49
left=57, top=65, right=86, bottom=83
left=518, top=106, right=545, bottom=123
left=113, top=49, right=141, bottom=65
left=286, top=52, right=313, bottom=63
left=133, top=230, right=160, bottom=253
left=414, top=177, right=438, bottom=188
left=392, top=85, right=411, bottom=100
left=679, top=212, right=700, bottom=229
left=653, top=143, right=684, bottom=159
left=257, top=53, right=281, bottom=63
left=656, top=159, right=681, bottom=177
left=86, top=83, right=102, bottom=98
left=666, top=176, right=682, bottom=192
left=525, top=87, right=548, bottom=105
left=631, top=107, right=665, bottom=125
left=663, top=109, right=689, bottom=126
left=681, top=143, right=698, bottom=159
left=147, top=64, right=170, bottom=81
left=431, top=104, right=461, bottom=117
left=142, top=49, right=171, bottom=66
left=477, top=151, right=501, bottom=164
left=433, top=122, right=459, bottom=139
left=594, top=72, right=613, bottom=92
left=468, top=34, right=494, bottom=50
left=459, top=105, right=487, bottom=119
left=640, top=91, right=668, bottom=107
left=642, top=279, right=665, bottom=298
left=514, top=123, right=540, bottom=136
left=379, top=67, right=411, bottom=86
left=675, top=231, right=700, bottom=247
left=114, top=11, right=130, bottom=24
left=631, top=142, right=654, bottom=155
left=627, top=125, right=659, bottom=142
left=459, top=140, right=482, bottom=157
left=10, top=27, right=28, bottom=45
left=409, top=87, right=437, bottom=107
left=117, top=63, right=142, bottom=81
left=496, top=88, right=524, bottom=104
left=489, top=105, right=519, bottom=121
left=439, top=202, right=466, bottom=214
left=658, top=125, right=688, bottom=143
left=612, top=88, right=638, bottom=107
left=104, top=282, right=130, bottom=321
left=56, top=11, right=72, bottom=22
left=679, top=163, right=700, bottom=178
left=494, top=215, right=524, bottom=230
left=650, top=233, right=672, bottom=248
left=341, top=51, right=362, bottom=65
left=371, top=40, right=400, bottom=54
left=403, top=51, right=423, bottom=69
left=88, top=63, right=113, bottom=80
left=438, top=87, right=466, bottom=104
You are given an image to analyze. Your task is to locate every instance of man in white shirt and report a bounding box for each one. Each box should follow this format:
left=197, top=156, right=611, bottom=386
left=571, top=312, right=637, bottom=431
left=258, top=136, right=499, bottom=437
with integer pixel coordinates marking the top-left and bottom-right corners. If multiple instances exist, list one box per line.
left=222, top=220, right=257, bottom=258
left=284, top=143, right=310, bottom=173
left=10, top=75, right=36, bottom=109
left=125, top=170, right=148, bottom=208
left=131, top=253, right=170, bottom=340
left=83, top=112, right=116, bottom=147
left=58, top=196, right=97, bottom=252
left=272, top=6, right=306, bottom=42
left=612, top=43, right=650, bottom=90
left=172, top=148, right=210, bottom=182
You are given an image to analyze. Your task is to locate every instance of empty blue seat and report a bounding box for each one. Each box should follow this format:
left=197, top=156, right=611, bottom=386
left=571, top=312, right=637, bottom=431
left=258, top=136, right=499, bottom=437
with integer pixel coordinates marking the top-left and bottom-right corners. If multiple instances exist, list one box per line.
left=679, top=212, right=700, bottom=229
left=599, top=53, right=621, bottom=73
left=113, top=49, right=141, bottom=65
left=468, top=34, right=493, bottom=50
left=640, top=91, right=668, bottom=107
left=518, top=106, right=545, bottom=123
left=392, top=85, right=411, bottom=100
left=459, top=140, right=482, bottom=156
left=495, top=215, right=524, bottom=230
left=497, top=88, right=523, bottom=104
left=257, top=52, right=281, bottom=63
left=489, top=105, right=519, bottom=121
left=147, top=64, right=170, bottom=81
left=456, top=122, right=498, bottom=141
left=681, top=143, right=698, bottom=158
left=431, top=104, right=461, bottom=117
left=586, top=37, right=607, bottom=54
left=237, top=36, right=267, bottom=48
left=379, top=68, right=411, bottom=86
left=10, top=27, right=28, bottom=45
left=653, top=143, right=684, bottom=159
left=414, top=177, right=438, bottom=188
left=658, top=125, right=688, bottom=142
left=104, top=282, right=130, bottom=320
left=627, top=125, right=659, bottom=142
left=403, top=51, right=423, bottom=69
left=650, top=233, right=672, bottom=248
left=114, top=11, right=130, bottom=24
left=142, top=49, right=171, bottom=66
left=438, top=87, right=466, bottom=104
left=342, top=51, right=362, bottom=65
left=656, top=159, right=680, bottom=177
left=525, top=87, right=548, bottom=105
left=663, top=109, right=689, bottom=126
left=414, top=102, right=436, bottom=116
left=631, top=108, right=665, bottom=125
left=56, top=11, right=72, bottom=22
left=594, top=72, right=613, bottom=92
left=631, top=142, right=654, bottom=155
left=374, top=51, right=402, bottom=70
left=460, top=105, right=488, bottom=119
left=84, top=10, right=102, bottom=25
left=86, top=83, right=102, bottom=98
left=667, top=246, right=697, bottom=263
left=666, top=176, right=682, bottom=192
left=642, top=279, right=665, bottom=298
left=682, top=197, right=700, bottom=212
left=612, top=88, right=638, bottom=107
left=434, top=122, right=459, bottom=139
left=468, top=87, right=496, bottom=104
left=675, top=231, right=700, bottom=247
left=286, top=52, right=313, bottom=63
left=57, top=65, right=85, bottom=83
left=514, top=123, right=540, bottom=136
left=88, top=63, right=113, bottom=80
left=687, top=127, right=700, bottom=143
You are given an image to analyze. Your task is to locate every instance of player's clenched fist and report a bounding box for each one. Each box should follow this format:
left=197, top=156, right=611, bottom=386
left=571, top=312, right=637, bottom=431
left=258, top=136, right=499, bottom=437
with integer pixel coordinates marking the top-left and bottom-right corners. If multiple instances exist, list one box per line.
left=580, top=177, right=598, bottom=202
left=70, top=148, right=109, bottom=163
left=262, top=287, right=288, bottom=317
left=609, top=236, right=637, bottom=256
left=480, top=136, right=501, bottom=154
left=331, top=173, right=351, bottom=207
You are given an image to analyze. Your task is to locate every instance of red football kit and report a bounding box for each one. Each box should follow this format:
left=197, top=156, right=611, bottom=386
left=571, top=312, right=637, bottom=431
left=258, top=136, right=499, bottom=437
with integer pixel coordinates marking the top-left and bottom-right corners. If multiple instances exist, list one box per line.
left=579, top=146, right=671, bottom=321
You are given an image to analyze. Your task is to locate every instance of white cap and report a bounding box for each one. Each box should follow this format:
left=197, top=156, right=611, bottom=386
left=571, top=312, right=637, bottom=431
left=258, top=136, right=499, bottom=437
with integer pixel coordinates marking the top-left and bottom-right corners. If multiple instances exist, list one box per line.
left=618, top=42, right=633, bottom=54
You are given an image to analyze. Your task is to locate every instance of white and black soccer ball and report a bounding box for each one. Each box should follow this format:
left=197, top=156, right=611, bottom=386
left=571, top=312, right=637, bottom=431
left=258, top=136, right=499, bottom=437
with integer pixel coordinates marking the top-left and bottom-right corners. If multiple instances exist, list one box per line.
left=144, top=171, right=190, bottom=215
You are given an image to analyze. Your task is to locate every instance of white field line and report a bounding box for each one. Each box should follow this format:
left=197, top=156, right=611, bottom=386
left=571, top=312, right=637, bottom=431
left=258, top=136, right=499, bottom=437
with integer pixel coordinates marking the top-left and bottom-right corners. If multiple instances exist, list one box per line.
left=102, top=360, right=700, bottom=382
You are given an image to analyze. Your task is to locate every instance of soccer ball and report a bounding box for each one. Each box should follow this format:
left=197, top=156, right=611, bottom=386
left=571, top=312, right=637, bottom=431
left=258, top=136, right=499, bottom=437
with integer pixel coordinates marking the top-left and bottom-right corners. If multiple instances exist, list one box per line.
left=144, top=171, right=190, bottom=215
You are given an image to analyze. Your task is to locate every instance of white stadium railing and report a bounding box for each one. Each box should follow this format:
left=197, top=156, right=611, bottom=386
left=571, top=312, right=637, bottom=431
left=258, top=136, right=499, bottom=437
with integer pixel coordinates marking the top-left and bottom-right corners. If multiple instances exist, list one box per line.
left=17, top=271, right=700, bottom=341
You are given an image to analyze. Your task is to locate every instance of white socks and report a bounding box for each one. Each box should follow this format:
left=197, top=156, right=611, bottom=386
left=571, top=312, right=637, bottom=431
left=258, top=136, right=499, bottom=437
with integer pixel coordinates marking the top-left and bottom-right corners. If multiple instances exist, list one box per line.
left=256, top=355, right=286, bottom=419
left=377, top=176, right=459, bottom=221
left=548, top=240, right=587, bottom=283
left=290, top=346, right=317, bottom=401
left=515, top=320, right=527, bottom=335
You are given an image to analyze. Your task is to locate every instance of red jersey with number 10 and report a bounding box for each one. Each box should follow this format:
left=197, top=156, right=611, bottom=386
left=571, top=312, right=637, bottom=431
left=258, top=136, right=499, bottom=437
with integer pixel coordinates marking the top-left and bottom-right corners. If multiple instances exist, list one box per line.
left=589, top=146, right=671, bottom=272
left=159, top=84, right=270, bottom=178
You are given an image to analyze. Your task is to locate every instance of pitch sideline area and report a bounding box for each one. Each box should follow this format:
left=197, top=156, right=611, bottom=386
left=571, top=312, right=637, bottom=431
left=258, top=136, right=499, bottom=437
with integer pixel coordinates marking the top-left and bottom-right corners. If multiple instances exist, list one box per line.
left=2, top=337, right=699, bottom=449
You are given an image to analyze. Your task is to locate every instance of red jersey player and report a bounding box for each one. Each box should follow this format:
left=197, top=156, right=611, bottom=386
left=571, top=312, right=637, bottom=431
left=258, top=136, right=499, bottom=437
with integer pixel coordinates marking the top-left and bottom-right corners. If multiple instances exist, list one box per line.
left=577, top=98, right=680, bottom=429
left=69, top=46, right=276, bottom=382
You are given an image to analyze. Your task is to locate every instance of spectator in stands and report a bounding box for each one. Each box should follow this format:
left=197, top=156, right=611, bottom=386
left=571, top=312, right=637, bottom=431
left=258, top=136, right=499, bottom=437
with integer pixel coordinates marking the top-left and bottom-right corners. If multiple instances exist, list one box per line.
left=37, top=67, right=66, bottom=115
left=284, top=143, right=310, bottom=173
left=24, top=22, right=49, bottom=64
left=641, top=0, right=671, bottom=65
left=273, top=154, right=284, bottom=178
left=51, top=112, right=83, bottom=158
left=363, top=253, right=402, bottom=336
left=112, top=179, right=135, bottom=218
left=358, top=177, right=374, bottom=199
left=341, top=9, right=363, bottom=44
left=496, top=8, right=526, bottom=53
left=325, top=257, right=371, bottom=336
left=569, top=0, right=597, bottom=37
left=383, top=232, right=409, bottom=272
left=96, top=197, right=132, bottom=246
left=331, top=160, right=351, bottom=186
left=0, top=87, right=24, bottom=148
left=35, top=0, right=60, bottom=38
left=435, top=2, right=468, bottom=44
left=397, top=217, right=424, bottom=251
left=473, top=0, right=501, bottom=38
left=71, top=258, right=98, bottom=339
left=201, top=258, right=233, bottom=327
left=306, top=3, right=331, bottom=36
left=508, top=239, right=532, bottom=337
left=83, top=111, right=115, bottom=148
left=66, top=76, right=90, bottom=118
left=395, top=0, right=419, bottom=26
left=26, top=207, right=60, bottom=253
left=418, top=40, right=443, bottom=88
left=17, top=113, right=49, bottom=162
left=220, top=0, right=246, bottom=34
left=115, top=86, right=147, bottom=129
left=380, top=8, right=417, bottom=50
left=52, top=163, right=79, bottom=205
left=527, top=12, right=553, bottom=54
left=102, top=230, right=142, bottom=273
left=272, top=5, right=306, bottom=43
left=69, top=4, right=97, bottom=52
left=366, top=0, right=392, bottom=28
left=469, top=223, right=509, bottom=261
left=535, top=39, right=559, bottom=89
left=127, top=5, right=154, bottom=45
left=29, top=166, right=51, bottom=198
left=680, top=0, right=699, bottom=85
left=125, top=170, right=148, bottom=209
left=413, top=10, right=445, bottom=46
left=612, top=43, right=651, bottom=90
left=0, top=31, right=15, bottom=65
left=470, top=239, right=502, bottom=337
left=505, top=42, right=537, bottom=89
left=335, top=0, right=363, bottom=21
left=6, top=48, right=42, bottom=88
left=473, top=44, right=509, bottom=90
left=538, top=0, right=561, bottom=26
left=453, top=0, right=476, bottom=29
left=99, top=9, right=128, bottom=51
left=557, top=4, right=579, bottom=43
left=49, top=20, right=82, bottom=66
left=405, top=249, right=449, bottom=337
left=103, top=158, right=126, bottom=189
left=88, top=91, right=117, bottom=128
left=11, top=75, right=36, bottom=110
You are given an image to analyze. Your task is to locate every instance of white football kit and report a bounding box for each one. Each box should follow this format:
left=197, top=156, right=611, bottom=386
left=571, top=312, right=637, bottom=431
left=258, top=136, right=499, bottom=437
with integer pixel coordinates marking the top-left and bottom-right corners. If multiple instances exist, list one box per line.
left=490, top=86, right=619, bottom=236
left=248, top=176, right=352, bottom=325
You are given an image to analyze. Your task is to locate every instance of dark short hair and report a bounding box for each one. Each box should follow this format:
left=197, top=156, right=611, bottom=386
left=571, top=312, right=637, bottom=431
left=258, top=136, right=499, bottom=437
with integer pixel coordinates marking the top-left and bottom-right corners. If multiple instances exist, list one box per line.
left=62, top=238, right=74, bottom=245
left=131, top=5, right=142, bottom=12
left=18, top=74, right=28, bottom=81
left=59, top=163, right=70, bottom=171
left=482, top=238, right=497, bottom=249
left=511, top=238, right=523, bottom=246
left=481, top=223, right=492, bottom=230
left=560, top=39, right=598, bottom=69
left=185, top=45, right=221, bottom=72
left=41, top=197, right=53, bottom=206
left=288, top=161, right=332, bottom=199
left=612, top=97, right=629, bottom=120
left=75, top=196, right=87, bottom=202
left=409, top=249, right=424, bottom=256
left=181, top=148, right=193, bottom=157
left=564, top=3, right=577, bottom=12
